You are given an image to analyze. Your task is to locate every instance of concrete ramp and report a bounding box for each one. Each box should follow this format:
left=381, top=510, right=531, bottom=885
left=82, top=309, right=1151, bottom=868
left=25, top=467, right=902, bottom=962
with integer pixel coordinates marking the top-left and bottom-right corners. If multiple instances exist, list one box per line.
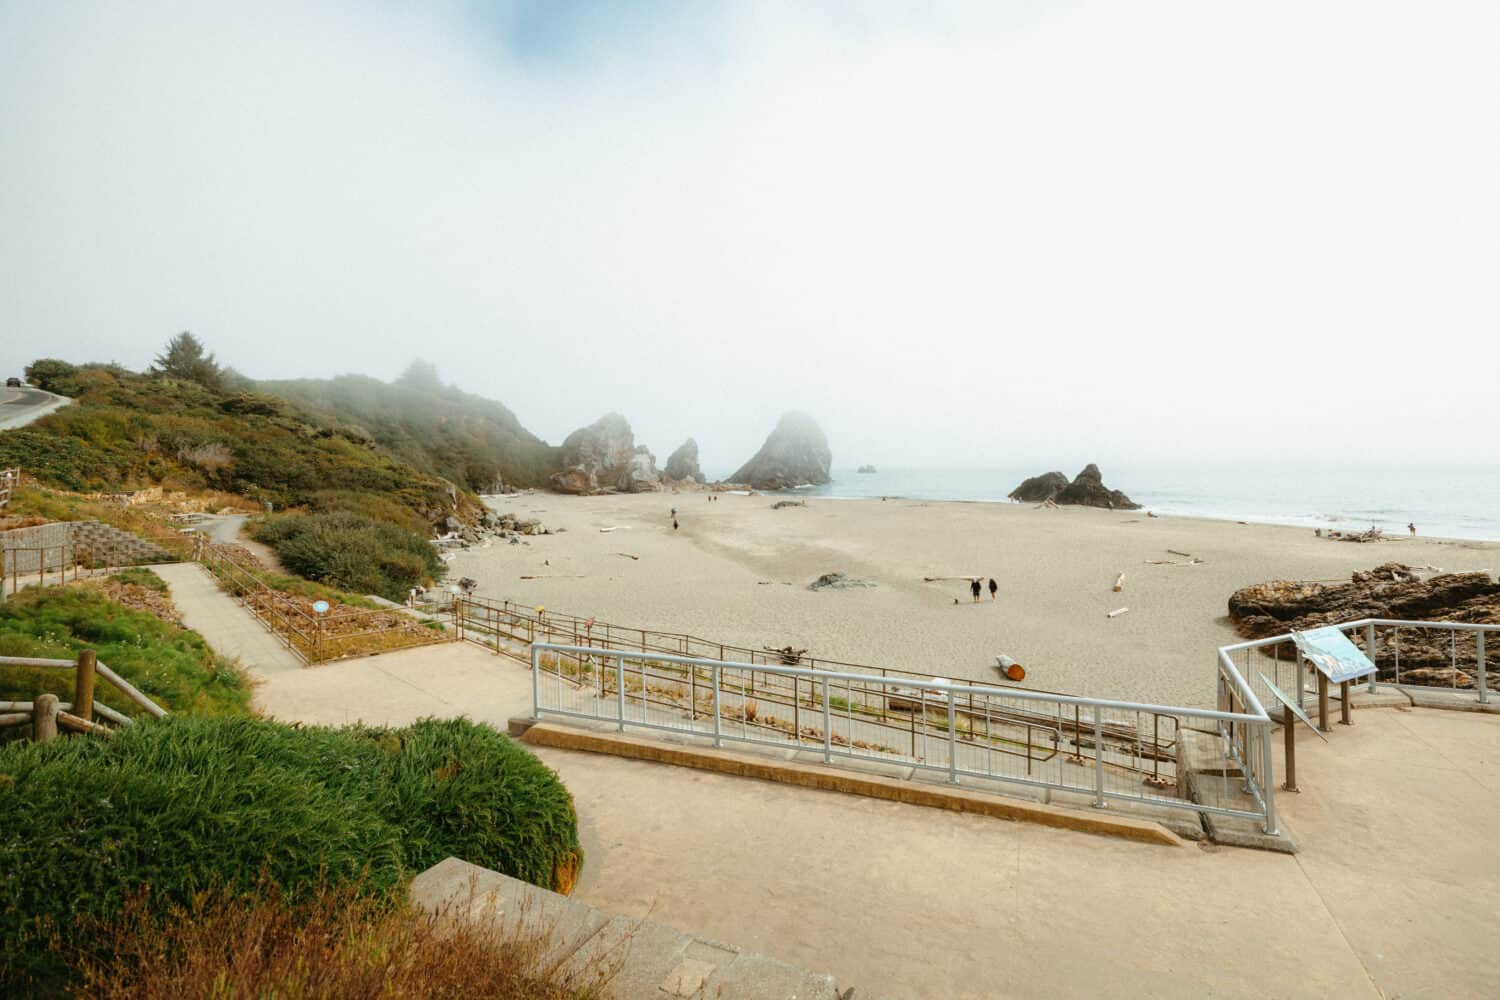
left=410, top=857, right=841, bottom=999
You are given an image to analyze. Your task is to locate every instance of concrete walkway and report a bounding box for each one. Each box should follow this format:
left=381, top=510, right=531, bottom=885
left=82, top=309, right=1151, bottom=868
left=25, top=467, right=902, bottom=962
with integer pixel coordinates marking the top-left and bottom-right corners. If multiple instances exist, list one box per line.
left=152, top=562, right=303, bottom=675
left=239, top=643, right=1499, bottom=999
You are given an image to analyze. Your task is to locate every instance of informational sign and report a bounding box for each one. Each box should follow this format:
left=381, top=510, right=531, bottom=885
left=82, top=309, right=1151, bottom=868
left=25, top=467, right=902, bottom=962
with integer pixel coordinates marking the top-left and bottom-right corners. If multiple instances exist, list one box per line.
left=1292, top=626, right=1376, bottom=684
left=1258, top=673, right=1328, bottom=741
left=311, top=600, right=330, bottom=615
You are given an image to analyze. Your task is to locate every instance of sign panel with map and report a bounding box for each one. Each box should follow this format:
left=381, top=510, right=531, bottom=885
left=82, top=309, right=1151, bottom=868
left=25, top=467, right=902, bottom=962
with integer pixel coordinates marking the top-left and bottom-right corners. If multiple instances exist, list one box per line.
left=1292, top=626, right=1376, bottom=684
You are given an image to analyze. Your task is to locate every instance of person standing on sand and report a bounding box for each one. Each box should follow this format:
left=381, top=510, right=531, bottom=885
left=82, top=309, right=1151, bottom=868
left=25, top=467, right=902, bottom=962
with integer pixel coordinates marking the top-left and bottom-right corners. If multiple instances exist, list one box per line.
left=970, top=578, right=982, bottom=603
left=1409, top=522, right=1416, bottom=536
left=988, top=578, right=998, bottom=601
left=673, top=518, right=679, bottom=531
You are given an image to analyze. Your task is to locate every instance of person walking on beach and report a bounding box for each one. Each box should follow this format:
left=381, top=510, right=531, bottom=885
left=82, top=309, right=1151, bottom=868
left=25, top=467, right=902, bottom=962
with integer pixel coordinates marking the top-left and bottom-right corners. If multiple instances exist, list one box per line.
left=988, top=578, right=998, bottom=601
left=673, top=518, right=679, bottom=531
left=970, top=578, right=982, bottom=603
left=1408, top=522, right=1416, bottom=536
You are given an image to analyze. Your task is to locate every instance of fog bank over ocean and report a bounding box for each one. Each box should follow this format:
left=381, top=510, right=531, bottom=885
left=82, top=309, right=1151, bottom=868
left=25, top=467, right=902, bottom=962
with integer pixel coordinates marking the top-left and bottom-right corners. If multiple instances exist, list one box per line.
left=703, top=464, right=1500, bottom=543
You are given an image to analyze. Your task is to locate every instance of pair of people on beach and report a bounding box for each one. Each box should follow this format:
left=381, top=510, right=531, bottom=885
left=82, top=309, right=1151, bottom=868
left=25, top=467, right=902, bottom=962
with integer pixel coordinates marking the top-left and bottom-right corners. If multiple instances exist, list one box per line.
left=970, top=578, right=997, bottom=602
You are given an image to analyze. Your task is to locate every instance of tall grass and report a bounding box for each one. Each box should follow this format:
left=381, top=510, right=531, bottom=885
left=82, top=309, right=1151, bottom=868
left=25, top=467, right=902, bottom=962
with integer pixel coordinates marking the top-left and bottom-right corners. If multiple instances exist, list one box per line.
left=0, top=716, right=582, bottom=992
left=64, top=882, right=616, bottom=1000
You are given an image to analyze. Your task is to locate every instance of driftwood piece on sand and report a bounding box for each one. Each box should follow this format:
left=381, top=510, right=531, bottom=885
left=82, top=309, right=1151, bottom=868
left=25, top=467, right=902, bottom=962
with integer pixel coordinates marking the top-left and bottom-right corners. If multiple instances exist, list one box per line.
left=1113, top=573, right=1125, bottom=593
left=1107, top=607, right=1129, bottom=618
left=616, top=552, right=639, bottom=560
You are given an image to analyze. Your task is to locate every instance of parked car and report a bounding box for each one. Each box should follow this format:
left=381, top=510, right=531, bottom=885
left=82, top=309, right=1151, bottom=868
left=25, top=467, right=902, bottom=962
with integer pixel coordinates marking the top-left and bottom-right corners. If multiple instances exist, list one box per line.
left=5, top=377, right=22, bottom=388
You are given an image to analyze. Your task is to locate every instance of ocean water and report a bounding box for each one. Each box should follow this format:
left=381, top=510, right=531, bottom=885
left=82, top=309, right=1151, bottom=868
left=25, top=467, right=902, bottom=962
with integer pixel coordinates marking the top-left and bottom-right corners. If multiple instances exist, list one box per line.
left=716, top=464, right=1500, bottom=542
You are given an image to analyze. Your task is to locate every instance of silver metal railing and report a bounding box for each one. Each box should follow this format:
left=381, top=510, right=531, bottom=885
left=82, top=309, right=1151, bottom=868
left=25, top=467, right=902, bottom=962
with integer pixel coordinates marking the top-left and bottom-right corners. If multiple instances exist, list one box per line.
left=531, top=642, right=1280, bottom=833
left=1222, top=618, right=1493, bottom=717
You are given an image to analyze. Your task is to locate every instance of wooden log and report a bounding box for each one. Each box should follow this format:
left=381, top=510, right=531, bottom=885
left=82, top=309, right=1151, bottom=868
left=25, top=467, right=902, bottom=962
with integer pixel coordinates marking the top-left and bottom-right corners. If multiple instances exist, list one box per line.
left=93, top=702, right=135, bottom=727
left=95, top=662, right=167, bottom=719
left=58, top=711, right=109, bottom=736
left=0, top=713, right=31, bottom=727
left=33, top=693, right=59, bottom=743
left=1107, top=607, right=1129, bottom=618
left=0, top=655, right=74, bottom=669
left=0, top=700, right=36, bottom=712
left=74, top=649, right=97, bottom=723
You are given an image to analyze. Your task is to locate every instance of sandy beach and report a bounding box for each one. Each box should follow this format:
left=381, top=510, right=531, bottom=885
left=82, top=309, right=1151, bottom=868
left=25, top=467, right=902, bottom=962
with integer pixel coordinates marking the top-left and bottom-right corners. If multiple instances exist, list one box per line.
left=447, top=494, right=1499, bottom=709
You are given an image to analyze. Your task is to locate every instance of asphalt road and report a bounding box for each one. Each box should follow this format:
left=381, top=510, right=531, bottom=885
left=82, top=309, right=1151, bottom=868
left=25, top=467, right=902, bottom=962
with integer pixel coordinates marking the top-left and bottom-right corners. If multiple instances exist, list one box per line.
left=0, top=385, right=70, bottom=431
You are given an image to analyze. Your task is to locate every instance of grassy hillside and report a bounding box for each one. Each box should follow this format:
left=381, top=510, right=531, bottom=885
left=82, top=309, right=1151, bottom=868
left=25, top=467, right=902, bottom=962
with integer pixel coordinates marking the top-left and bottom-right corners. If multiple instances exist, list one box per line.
left=0, top=365, right=461, bottom=522
left=260, top=371, right=560, bottom=491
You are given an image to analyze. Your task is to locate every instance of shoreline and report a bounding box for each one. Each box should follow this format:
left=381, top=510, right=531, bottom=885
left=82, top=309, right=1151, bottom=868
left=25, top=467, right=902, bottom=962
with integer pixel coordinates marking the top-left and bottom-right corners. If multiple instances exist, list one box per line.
left=448, top=493, right=1498, bottom=711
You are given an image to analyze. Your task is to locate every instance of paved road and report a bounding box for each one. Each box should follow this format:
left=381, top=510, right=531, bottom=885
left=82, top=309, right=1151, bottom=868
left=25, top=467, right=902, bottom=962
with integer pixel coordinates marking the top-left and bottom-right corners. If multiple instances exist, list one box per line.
left=0, top=385, right=70, bottom=431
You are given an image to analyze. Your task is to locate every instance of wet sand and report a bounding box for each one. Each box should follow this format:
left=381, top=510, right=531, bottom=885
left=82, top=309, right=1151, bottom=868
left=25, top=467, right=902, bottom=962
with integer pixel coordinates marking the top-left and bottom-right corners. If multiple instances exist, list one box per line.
left=446, top=494, right=1498, bottom=709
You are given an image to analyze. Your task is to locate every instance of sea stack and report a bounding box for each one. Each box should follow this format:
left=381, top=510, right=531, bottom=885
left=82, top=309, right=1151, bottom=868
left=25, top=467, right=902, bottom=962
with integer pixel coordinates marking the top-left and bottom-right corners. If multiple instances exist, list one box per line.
left=664, top=438, right=705, bottom=483
left=1008, top=464, right=1138, bottom=509
left=730, top=412, right=832, bottom=490
left=549, top=413, right=661, bottom=494
left=1008, top=471, right=1068, bottom=502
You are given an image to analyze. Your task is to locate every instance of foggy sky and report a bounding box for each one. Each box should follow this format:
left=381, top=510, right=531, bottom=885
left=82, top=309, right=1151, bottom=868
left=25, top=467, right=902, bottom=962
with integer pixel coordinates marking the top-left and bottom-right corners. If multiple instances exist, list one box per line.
left=3, top=1, right=1497, bottom=472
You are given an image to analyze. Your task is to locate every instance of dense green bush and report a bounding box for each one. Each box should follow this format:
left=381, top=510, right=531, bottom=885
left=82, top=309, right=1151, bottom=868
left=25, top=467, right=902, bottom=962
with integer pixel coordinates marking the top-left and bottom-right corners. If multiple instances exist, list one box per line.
left=0, top=716, right=582, bottom=992
left=252, top=511, right=445, bottom=602
left=0, top=582, right=250, bottom=721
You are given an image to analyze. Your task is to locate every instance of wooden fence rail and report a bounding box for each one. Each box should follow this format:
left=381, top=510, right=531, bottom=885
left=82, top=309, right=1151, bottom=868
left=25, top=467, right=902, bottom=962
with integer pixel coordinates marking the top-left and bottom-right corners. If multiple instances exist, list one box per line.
left=0, top=649, right=166, bottom=742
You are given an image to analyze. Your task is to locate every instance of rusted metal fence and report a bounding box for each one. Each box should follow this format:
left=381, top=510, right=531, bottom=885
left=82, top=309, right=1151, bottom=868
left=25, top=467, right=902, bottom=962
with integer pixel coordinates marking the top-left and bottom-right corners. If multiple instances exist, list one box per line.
left=199, top=543, right=451, bottom=664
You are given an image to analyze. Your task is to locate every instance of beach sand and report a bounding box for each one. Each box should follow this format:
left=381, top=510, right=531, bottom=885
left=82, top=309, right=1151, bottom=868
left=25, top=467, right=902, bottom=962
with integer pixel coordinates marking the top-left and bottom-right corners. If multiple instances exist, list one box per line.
left=446, top=494, right=1499, bottom=709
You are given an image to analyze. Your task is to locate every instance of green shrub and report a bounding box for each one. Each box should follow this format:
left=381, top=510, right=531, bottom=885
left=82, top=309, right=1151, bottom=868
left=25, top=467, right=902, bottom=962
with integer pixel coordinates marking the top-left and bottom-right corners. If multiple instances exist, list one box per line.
left=0, top=716, right=582, bottom=992
left=0, top=586, right=250, bottom=721
left=252, top=511, right=444, bottom=602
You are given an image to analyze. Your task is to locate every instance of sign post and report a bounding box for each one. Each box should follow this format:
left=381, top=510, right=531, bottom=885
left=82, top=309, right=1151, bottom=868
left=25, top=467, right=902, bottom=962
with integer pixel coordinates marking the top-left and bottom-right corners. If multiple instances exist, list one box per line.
left=1292, top=627, right=1376, bottom=732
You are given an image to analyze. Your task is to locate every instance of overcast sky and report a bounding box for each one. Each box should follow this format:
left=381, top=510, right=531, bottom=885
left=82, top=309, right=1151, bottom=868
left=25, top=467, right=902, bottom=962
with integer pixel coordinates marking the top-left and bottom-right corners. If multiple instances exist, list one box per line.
left=2, top=1, right=1497, bottom=471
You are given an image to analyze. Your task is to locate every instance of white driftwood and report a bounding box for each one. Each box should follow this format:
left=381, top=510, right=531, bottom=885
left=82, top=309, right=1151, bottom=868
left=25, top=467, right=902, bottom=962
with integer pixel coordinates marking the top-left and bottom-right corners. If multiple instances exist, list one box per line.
left=1113, top=573, right=1125, bottom=593
left=1107, top=607, right=1129, bottom=618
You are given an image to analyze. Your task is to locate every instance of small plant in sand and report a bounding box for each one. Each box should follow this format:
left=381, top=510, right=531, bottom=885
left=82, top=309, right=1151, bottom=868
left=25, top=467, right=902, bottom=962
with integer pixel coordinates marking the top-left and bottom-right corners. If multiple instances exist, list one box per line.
left=743, top=699, right=759, bottom=722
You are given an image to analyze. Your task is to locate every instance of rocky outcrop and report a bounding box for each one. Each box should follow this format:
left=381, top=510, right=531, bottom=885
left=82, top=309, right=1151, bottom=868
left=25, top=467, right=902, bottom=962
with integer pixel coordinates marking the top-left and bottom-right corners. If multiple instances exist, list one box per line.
left=1008, top=471, right=1069, bottom=503
left=857, top=464, right=877, bottom=474
left=730, top=412, right=832, bottom=491
left=664, top=438, right=704, bottom=483
left=1052, top=464, right=1138, bottom=509
left=808, top=572, right=876, bottom=591
left=615, top=448, right=661, bottom=493
left=548, top=413, right=660, bottom=494
left=1228, top=563, right=1500, bottom=684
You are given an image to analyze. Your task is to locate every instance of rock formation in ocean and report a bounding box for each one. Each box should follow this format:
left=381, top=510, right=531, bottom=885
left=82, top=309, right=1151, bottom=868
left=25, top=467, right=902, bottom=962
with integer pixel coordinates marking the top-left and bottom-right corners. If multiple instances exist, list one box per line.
left=857, top=464, right=877, bottom=474
left=1007, top=471, right=1069, bottom=503
left=1228, top=563, right=1500, bottom=686
left=730, top=412, right=832, bottom=491
left=548, top=413, right=660, bottom=494
left=1052, top=464, right=1139, bottom=509
left=664, top=438, right=705, bottom=483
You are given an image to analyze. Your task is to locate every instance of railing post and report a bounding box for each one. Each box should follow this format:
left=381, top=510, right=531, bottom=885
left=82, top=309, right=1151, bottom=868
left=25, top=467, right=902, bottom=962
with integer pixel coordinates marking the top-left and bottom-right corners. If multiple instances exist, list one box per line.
left=616, top=655, right=626, bottom=732
left=33, top=692, right=59, bottom=743
left=1092, top=710, right=1105, bottom=807
left=1261, top=724, right=1279, bottom=835
left=946, top=689, right=958, bottom=784
left=530, top=643, right=541, bottom=719
left=74, top=649, right=97, bottom=723
left=1478, top=630, right=1488, bottom=705
left=712, top=665, right=721, bottom=747
left=823, top=677, right=833, bottom=764
left=1366, top=623, right=1378, bottom=693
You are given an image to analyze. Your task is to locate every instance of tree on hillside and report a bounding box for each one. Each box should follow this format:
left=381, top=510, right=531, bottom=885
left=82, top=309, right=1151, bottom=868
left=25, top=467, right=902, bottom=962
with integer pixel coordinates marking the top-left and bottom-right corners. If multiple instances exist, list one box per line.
left=24, top=358, right=79, bottom=393
left=395, top=359, right=443, bottom=393
left=152, top=332, right=222, bottom=389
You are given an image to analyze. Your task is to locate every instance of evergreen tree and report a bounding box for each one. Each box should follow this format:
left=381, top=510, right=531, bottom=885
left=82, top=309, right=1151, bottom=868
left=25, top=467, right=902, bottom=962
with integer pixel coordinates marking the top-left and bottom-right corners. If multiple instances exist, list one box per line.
left=152, top=332, right=222, bottom=389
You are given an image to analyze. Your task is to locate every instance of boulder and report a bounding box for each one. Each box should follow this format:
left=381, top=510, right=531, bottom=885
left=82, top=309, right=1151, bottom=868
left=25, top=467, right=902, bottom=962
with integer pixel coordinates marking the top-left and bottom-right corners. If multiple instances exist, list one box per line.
left=730, top=412, right=832, bottom=491
left=550, top=413, right=660, bottom=494
left=1051, top=464, right=1139, bottom=510
left=548, top=465, right=596, bottom=495
left=808, top=572, right=876, bottom=591
left=664, top=438, right=705, bottom=483
left=1007, top=471, right=1068, bottom=503
left=616, top=448, right=661, bottom=493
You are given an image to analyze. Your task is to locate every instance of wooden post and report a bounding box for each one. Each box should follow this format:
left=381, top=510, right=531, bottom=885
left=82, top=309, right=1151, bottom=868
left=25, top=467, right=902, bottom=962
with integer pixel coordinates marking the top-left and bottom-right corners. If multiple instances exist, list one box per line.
left=1339, top=680, right=1352, bottom=726
left=1317, top=672, right=1330, bottom=732
left=34, top=693, right=59, bottom=743
left=1282, top=714, right=1298, bottom=791
left=74, top=649, right=97, bottom=723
